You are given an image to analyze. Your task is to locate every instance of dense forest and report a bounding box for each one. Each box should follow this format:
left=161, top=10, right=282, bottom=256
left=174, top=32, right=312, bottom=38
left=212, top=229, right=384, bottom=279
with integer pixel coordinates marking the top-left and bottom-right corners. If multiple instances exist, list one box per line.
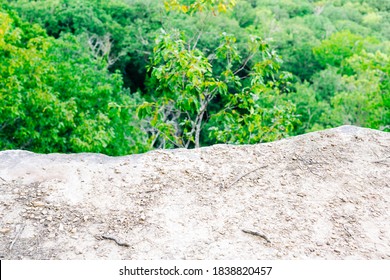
left=1, top=0, right=389, bottom=155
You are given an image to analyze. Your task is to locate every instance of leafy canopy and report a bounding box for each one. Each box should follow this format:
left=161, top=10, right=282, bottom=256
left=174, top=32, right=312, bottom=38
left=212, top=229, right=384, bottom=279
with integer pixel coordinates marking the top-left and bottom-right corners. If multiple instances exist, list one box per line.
left=0, top=8, right=148, bottom=155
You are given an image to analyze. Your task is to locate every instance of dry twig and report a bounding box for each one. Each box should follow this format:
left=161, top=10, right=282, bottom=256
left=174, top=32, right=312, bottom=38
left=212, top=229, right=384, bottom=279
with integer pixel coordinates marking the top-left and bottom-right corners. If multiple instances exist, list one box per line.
left=9, top=224, right=25, bottom=251
left=95, top=234, right=130, bottom=247
left=228, top=165, right=268, bottom=188
left=242, top=229, right=271, bottom=244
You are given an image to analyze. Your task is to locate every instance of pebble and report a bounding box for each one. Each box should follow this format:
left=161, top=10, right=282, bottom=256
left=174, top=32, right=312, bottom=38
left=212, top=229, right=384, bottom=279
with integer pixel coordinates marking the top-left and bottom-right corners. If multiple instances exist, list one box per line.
left=32, top=201, right=45, bottom=207
left=0, top=228, right=11, bottom=234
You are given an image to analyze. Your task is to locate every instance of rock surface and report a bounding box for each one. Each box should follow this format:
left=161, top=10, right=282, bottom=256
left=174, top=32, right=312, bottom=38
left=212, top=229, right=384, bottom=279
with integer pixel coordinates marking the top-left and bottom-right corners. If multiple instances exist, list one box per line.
left=0, top=125, right=389, bottom=259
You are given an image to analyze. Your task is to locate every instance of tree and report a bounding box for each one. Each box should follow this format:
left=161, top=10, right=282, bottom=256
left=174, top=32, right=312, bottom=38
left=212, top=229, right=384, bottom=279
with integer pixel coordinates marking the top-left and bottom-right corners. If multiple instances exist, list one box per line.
left=0, top=8, right=148, bottom=155
left=137, top=2, right=297, bottom=148
left=327, top=51, right=390, bottom=131
left=313, top=30, right=366, bottom=68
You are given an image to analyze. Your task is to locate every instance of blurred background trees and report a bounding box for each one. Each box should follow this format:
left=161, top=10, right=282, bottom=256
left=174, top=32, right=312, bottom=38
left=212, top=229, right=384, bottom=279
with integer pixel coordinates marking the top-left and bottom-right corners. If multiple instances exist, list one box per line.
left=1, top=0, right=389, bottom=155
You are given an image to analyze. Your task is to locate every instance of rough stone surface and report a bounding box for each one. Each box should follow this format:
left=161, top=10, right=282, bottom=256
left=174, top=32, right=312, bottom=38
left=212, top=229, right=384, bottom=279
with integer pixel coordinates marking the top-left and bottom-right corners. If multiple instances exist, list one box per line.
left=0, top=125, right=389, bottom=259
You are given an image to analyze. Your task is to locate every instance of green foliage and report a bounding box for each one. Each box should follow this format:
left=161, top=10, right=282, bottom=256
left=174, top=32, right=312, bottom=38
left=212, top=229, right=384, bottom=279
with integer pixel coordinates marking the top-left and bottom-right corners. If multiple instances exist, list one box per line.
left=8, top=0, right=164, bottom=90
left=164, top=0, right=237, bottom=14
left=311, top=67, right=344, bottom=101
left=286, top=82, right=331, bottom=134
left=313, top=31, right=366, bottom=68
left=0, top=8, right=148, bottom=155
left=326, top=51, right=390, bottom=131
left=1, top=0, right=389, bottom=156
left=139, top=26, right=297, bottom=148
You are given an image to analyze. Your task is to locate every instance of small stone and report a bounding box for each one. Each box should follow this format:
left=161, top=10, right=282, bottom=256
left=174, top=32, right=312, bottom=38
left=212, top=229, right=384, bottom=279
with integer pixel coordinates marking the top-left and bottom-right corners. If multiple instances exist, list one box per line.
left=334, top=249, right=341, bottom=253
left=48, top=233, right=56, bottom=238
left=46, top=216, right=53, bottom=221
left=0, top=228, right=11, bottom=234
left=41, top=210, right=48, bottom=215
left=59, top=223, right=64, bottom=231
left=32, top=201, right=45, bottom=207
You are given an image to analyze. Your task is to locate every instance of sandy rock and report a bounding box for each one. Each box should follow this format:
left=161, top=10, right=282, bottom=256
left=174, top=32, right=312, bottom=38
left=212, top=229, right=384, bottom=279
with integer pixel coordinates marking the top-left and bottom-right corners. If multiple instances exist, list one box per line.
left=0, top=125, right=389, bottom=260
